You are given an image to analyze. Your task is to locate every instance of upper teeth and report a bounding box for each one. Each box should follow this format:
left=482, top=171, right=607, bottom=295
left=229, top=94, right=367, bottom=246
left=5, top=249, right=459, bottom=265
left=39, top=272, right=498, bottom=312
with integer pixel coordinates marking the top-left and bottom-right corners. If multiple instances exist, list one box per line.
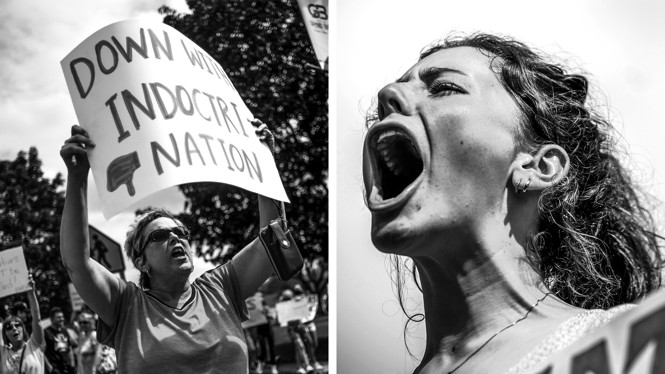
left=375, top=130, right=415, bottom=176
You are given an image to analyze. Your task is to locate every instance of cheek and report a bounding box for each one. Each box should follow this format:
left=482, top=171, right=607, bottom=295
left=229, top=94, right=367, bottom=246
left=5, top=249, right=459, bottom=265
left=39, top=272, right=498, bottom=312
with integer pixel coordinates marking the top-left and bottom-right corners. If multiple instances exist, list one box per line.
left=430, top=117, right=515, bottom=198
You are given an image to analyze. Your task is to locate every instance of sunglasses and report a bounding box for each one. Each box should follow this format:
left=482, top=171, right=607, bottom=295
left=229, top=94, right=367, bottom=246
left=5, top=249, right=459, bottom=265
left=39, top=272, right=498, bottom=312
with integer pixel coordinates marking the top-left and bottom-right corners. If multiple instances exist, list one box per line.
left=138, top=226, right=190, bottom=255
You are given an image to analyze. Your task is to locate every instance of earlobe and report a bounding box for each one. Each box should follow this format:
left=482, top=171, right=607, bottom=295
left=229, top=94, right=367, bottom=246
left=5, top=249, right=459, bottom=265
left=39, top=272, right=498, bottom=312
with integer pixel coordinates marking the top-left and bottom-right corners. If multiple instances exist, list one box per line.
left=510, top=145, right=569, bottom=193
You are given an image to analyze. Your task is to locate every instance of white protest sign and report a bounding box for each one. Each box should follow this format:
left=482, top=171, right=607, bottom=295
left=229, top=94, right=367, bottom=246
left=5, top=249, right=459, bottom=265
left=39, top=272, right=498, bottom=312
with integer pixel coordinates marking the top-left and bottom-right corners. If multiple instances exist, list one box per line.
left=275, top=295, right=318, bottom=327
left=526, top=290, right=665, bottom=374
left=242, top=292, right=268, bottom=329
left=296, top=0, right=329, bottom=69
left=0, top=247, right=30, bottom=298
left=68, top=283, right=85, bottom=312
left=61, top=20, right=288, bottom=219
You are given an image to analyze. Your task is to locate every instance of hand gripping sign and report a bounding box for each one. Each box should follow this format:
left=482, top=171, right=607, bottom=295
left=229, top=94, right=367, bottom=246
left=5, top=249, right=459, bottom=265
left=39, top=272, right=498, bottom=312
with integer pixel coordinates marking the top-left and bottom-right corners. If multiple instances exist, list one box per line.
left=61, top=20, right=288, bottom=219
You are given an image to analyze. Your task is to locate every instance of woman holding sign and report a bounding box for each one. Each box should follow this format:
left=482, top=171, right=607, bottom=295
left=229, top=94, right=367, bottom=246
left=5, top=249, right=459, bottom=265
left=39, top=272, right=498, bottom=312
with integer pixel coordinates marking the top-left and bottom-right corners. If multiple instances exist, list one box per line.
left=1, top=276, right=45, bottom=374
left=361, top=33, right=664, bottom=373
left=60, top=120, right=287, bottom=373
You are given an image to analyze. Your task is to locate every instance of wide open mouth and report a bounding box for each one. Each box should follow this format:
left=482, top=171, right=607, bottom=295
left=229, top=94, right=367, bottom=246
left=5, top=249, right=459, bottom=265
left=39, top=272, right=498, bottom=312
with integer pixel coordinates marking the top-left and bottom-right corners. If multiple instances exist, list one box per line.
left=370, top=128, right=424, bottom=201
left=171, top=247, right=187, bottom=259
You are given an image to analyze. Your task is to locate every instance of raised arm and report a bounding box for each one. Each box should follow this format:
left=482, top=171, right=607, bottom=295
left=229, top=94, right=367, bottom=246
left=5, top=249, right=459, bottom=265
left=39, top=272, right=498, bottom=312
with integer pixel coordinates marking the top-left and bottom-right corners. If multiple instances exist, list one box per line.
left=59, top=125, right=120, bottom=325
left=231, top=120, right=283, bottom=299
left=26, top=275, right=44, bottom=347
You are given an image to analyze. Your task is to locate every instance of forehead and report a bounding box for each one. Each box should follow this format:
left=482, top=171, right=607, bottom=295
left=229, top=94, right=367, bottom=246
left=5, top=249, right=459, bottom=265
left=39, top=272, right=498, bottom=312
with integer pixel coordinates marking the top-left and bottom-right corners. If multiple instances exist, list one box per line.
left=143, top=217, right=179, bottom=233
left=400, top=46, right=498, bottom=83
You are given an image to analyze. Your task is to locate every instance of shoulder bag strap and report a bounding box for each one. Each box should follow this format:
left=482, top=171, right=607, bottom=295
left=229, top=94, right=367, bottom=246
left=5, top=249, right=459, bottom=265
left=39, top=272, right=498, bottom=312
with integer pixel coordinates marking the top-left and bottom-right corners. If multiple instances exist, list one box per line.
left=18, top=344, right=27, bottom=374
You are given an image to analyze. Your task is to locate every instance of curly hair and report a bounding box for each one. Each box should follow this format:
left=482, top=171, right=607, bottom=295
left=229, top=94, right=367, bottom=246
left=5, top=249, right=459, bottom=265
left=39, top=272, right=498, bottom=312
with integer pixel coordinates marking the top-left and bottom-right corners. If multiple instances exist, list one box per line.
left=379, top=32, right=663, bottom=313
left=124, top=208, right=184, bottom=289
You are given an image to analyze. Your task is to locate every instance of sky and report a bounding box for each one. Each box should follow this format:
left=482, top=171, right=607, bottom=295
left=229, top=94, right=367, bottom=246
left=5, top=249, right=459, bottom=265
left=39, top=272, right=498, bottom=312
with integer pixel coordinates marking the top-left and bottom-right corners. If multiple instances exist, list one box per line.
left=337, top=1, right=665, bottom=373
left=0, top=0, right=216, bottom=284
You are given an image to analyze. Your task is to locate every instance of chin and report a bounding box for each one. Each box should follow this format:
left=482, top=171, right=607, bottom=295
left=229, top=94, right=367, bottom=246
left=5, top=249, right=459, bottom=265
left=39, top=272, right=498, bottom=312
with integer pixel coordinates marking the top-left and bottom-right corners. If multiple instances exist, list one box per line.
left=370, top=214, right=422, bottom=255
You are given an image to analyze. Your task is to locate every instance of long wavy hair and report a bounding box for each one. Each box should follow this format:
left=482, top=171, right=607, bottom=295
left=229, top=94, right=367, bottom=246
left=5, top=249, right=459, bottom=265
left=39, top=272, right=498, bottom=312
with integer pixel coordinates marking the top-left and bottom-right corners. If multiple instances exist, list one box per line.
left=371, top=32, right=663, bottom=322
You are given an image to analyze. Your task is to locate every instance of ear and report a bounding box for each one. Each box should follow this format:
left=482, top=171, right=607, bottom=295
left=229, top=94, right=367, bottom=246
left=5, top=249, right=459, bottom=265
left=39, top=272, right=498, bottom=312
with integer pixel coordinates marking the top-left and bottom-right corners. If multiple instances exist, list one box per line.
left=510, top=144, right=569, bottom=193
left=134, top=256, right=148, bottom=273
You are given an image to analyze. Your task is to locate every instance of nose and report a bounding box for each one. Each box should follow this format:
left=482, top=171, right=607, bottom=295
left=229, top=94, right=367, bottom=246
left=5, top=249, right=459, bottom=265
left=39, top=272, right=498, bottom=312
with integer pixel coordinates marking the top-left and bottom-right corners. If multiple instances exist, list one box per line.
left=377, top=82, right=413, bottom=119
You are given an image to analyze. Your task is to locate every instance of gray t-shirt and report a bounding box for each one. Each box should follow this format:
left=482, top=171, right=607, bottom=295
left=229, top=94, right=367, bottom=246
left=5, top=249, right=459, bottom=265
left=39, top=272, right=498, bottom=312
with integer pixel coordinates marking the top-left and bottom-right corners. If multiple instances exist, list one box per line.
left=98, top=263, right=249, bottom=373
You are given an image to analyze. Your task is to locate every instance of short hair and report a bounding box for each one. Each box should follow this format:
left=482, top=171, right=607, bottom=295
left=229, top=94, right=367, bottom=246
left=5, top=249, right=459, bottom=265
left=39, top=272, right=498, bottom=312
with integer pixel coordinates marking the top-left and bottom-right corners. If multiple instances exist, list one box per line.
left=123, top=208, right=184, bottom=289
left=49, top=306, right=63, bottom=318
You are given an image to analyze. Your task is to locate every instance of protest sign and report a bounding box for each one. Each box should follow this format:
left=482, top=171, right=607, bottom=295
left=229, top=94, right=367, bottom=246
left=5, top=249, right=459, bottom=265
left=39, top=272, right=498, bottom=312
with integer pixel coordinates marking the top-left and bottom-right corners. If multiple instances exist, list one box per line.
left=527, top=290, right=665, bottom=374
left=296, top=0, right=329, bottom=69
left=68, top=283, right=85, bottom=312
left=242, top=292, right=269, bottom=329
left=275, top=295, right=318, bottom=327
left=0, top=247, right=31, bottom=299
left=61, top=20, right=288, bottom=219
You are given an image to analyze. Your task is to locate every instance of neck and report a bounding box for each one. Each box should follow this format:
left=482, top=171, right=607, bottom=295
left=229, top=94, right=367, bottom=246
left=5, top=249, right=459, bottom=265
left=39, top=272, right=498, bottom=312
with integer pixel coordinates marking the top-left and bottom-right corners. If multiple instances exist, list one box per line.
left=11, top=341, right=24, bottom=351
left=411, top=217, right=567, bottom=372
left=148, top=275, right=192, bottom=307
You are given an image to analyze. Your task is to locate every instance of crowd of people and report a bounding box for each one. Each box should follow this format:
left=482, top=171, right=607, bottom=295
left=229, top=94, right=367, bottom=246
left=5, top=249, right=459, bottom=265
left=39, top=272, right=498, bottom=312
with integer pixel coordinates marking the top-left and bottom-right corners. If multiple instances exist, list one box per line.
left=0, top=279, right=116, bottom=374
left=244, top=284, right=325, bottom=374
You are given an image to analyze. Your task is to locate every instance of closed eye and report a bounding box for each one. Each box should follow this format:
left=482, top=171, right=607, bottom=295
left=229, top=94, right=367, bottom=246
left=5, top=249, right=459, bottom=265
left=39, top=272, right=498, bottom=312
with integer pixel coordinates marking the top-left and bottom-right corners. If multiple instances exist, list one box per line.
left=428, top=80, right=466, bottom=96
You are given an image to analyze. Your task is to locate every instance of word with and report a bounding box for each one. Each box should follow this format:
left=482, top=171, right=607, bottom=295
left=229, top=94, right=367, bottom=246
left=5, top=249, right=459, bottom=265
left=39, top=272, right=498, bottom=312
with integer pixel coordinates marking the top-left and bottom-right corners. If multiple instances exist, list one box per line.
left=105, top=82, right=249, bottom=143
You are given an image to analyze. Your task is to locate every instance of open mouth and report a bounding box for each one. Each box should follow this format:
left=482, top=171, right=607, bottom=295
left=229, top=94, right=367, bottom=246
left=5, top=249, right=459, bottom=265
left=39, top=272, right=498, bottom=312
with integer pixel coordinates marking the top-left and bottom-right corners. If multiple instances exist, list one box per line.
left=369, top=128, right=424, bottom=201
left=171, top=247, right=187, bottom=259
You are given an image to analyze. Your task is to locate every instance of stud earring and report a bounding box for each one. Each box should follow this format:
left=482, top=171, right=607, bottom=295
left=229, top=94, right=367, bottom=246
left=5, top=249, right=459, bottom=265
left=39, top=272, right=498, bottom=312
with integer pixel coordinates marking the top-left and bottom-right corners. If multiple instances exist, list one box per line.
left=521, top=178, right=531, bottom=193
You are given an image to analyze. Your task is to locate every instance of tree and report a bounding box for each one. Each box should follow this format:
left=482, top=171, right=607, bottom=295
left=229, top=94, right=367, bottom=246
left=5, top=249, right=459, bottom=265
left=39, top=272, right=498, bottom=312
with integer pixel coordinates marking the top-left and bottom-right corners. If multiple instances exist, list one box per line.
left=0, top=148, right=72, bottom=319
left=159, top=0, right=328, bottom=264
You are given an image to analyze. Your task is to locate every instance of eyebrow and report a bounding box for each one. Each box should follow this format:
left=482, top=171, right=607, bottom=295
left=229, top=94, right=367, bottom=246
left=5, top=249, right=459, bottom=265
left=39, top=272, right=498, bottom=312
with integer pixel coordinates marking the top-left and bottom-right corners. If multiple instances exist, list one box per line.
left=396, top=66, right=467, bottom=83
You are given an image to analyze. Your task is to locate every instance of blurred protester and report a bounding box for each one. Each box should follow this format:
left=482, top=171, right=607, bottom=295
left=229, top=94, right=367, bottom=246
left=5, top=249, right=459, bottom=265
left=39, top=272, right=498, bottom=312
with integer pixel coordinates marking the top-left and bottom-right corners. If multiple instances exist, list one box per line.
left=292, top=285, right=323, bottom=372
left=75, top=310, right=116, bottom=374
left=44, top=307, right=76, bottom=374
left=9, top=302, right=30, bottom=336
left=278, top=289, right=311, bottom=374
left=1, top=275, right=45, bottom=374
left=252, top=293, right=279, bottom=374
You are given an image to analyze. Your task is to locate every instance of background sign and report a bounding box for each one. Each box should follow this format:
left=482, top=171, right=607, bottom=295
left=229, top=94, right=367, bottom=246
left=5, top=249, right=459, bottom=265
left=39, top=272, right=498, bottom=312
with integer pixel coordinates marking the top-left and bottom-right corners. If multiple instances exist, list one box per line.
left=68, top=283, right=85, bottom=312
left=296, top=0, right=328, bottom=69
left=61, top=20, right=288, bottom=219
left=89, top=224, right=125, bottom=274
left=275, top=295, right=318, bottom=326
left=528, top=290, right=665, bottom=374
left=0, top=246, right=30, bottom=298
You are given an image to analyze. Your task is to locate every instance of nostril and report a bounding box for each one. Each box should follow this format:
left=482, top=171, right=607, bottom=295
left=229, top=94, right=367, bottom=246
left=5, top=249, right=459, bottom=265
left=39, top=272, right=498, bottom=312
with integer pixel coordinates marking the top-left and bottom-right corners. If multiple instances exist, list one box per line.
left=389, top=99, right=402, bottom=114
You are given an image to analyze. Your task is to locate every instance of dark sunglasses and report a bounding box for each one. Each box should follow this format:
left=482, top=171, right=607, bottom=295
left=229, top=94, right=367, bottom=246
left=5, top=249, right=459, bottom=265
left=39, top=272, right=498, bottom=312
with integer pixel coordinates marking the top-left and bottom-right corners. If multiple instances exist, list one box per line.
left=138, top=226, right=190, bottom=255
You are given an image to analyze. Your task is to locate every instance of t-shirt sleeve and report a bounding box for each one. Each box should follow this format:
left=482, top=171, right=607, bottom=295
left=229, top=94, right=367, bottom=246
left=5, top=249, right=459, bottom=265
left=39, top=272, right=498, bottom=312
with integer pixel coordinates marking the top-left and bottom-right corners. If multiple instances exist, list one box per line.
left=96, top=279, right=136, bottom=348
left=198, top=262, right=249, bottom=322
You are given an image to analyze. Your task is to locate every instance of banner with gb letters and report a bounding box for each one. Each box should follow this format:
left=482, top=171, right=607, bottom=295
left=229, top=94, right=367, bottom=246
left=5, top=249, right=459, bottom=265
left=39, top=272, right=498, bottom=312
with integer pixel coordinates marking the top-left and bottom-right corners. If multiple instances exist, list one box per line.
left=296, top=0, right=328, bottom=70
left=61, top=20, right=288, bottom=219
